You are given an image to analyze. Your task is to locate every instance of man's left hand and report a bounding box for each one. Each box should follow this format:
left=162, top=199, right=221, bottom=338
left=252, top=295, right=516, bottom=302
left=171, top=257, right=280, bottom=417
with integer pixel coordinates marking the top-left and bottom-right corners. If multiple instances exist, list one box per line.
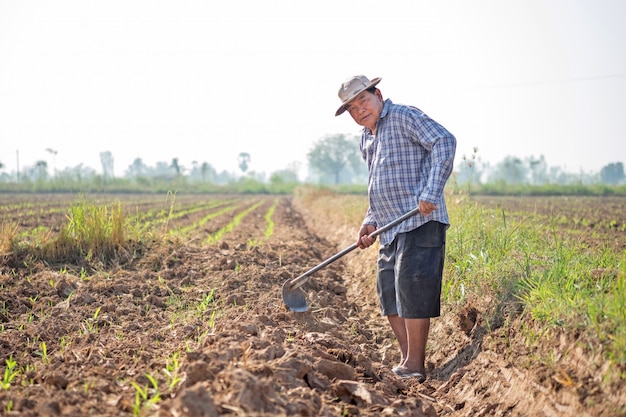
left=419, top=200, right=437, bottom=216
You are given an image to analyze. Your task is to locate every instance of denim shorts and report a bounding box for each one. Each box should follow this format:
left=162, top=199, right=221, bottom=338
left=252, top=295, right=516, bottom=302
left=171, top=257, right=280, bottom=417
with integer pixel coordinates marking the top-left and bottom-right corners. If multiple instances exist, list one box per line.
left=376, top=221, right=446, bottom=319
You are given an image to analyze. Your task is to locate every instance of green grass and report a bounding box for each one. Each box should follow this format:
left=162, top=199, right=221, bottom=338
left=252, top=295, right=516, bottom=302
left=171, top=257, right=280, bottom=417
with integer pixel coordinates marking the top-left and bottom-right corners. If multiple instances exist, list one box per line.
left=445, top=194, right=626, bottom=365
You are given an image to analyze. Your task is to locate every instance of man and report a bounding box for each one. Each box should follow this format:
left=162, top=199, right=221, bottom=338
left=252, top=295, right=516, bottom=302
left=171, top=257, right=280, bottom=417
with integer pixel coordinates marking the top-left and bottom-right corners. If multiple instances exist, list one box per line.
left=335, top=75, right=456, bottom=382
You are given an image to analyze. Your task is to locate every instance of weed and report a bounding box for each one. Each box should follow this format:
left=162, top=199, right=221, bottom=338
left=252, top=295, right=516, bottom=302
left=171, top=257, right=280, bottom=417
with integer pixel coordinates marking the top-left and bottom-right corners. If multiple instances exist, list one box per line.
left=37, top=342, right=50, bottom=364
left=196, top=290, right=216, bottom=315
left=1, top=356, right=19, bottom=390
left=163, top=352, right=183, bottom=392
left=208, top=310, right=217, bottom=329
left=131, top=374, right=161, bottom=416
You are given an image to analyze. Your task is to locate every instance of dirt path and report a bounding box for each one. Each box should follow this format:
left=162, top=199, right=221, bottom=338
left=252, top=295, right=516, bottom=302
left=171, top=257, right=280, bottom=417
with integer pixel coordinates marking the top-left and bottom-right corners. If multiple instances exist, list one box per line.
left=0, top=195, right=621, bottom=416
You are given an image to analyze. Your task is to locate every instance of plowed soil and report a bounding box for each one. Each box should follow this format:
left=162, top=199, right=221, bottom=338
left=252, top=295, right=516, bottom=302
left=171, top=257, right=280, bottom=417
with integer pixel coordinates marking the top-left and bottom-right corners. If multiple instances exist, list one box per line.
left=0, top=194, right=623, bottom=416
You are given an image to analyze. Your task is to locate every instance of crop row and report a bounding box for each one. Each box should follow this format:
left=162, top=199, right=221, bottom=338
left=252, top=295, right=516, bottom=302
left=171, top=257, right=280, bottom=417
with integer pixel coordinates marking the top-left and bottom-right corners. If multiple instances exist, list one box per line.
left=0, top=194, right=281, bottom=266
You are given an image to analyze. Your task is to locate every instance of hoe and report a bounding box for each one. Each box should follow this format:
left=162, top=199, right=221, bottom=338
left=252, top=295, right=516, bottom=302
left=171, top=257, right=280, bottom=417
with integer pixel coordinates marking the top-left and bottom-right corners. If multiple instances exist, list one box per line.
left=282, top=207, right=421, bottom=312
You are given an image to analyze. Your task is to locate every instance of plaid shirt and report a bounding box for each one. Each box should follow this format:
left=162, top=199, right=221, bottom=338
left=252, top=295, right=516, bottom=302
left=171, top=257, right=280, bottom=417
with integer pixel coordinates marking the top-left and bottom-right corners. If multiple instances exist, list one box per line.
left=360, top=99, right=456, bottom=246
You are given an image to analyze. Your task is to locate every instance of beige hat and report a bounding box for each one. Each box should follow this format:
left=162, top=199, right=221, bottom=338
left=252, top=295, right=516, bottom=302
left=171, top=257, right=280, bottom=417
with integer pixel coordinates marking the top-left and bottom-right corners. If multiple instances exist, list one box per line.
left=335, top=75, right=382, bottom=116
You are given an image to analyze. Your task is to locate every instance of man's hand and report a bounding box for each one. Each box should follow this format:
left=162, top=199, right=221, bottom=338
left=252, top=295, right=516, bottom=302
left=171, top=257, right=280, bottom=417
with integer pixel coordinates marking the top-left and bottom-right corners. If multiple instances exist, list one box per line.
left=357, top=224, right=377, bottom=249
left=419, top=200, right=437, bottom=216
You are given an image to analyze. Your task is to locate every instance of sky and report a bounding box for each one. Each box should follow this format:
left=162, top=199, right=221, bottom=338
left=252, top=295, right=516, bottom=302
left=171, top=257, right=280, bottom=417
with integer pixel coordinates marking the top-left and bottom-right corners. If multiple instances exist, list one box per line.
left=1, top=0, right=625, bottom=179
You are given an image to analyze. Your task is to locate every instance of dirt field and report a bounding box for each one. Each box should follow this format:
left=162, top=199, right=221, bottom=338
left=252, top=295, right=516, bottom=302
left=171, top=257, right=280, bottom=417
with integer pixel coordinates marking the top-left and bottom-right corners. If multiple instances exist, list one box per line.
left=0, top=193, right=623, bottom=416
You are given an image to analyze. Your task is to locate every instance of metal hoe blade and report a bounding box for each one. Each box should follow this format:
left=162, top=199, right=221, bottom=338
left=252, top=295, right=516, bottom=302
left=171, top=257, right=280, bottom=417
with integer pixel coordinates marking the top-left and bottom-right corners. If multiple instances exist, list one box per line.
left=281, top=206, right=421, bottom=312
left=282, top=280, right=308, bottom=312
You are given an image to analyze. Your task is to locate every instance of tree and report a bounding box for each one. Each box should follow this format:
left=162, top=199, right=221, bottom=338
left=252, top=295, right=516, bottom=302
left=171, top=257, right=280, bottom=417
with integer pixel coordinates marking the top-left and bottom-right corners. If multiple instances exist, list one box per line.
left=307, top=134, right=363, bottom=185
left=487, top=156, right=528, bottom=184
left=46, top=148, right=58, bottom=178
left=270, top=162, right=300, bottom=185
left=527, top=155, right=549, bottom=185
left=34, top=160, right=48, bottom=181
left=171, top=158, right=181, bottom=177
left=99, top=151, right=115, bottom=181
left=600, top=162, right=625, bottom=185
left=238, top=152, right=251, bottom=173
left=201, top=162, right=216, bottom=183
left=125, top=158, right=148, bottom=178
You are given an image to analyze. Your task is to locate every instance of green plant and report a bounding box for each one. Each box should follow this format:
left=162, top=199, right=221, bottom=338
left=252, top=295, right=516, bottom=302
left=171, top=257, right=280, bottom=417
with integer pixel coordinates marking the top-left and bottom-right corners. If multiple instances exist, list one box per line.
left=163, top=352, right=183, bottom=392
left=263, top=199, right=278, bottom=238
left=208, top=310, right=217, bottom=329
left=130, top=374, right=161, bottom=416
left=2, top=356, right=19, bottom=390
left=37, top=342, right=50, bottom=364
left=195, top=290, right=215, bottom=315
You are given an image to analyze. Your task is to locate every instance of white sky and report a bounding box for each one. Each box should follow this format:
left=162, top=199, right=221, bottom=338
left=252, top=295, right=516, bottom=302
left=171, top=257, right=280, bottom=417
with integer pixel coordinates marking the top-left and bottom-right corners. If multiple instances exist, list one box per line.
left=1, top=0, right=625, bottom=178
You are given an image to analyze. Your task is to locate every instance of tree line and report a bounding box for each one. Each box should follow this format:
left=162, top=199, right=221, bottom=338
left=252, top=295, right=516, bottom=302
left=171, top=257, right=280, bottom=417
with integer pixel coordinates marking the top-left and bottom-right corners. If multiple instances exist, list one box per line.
left=0, top=135, right=624, bottom=192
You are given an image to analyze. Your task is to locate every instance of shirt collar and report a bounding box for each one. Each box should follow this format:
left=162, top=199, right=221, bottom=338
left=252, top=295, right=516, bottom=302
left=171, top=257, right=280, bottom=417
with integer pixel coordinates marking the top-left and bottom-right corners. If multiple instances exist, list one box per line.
left=380, top=98, right=392, bottom=119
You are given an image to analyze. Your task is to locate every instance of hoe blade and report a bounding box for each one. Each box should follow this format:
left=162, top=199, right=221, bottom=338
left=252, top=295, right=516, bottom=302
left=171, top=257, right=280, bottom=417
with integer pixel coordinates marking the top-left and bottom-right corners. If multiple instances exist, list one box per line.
left=282, top=280, right=308, bottom=312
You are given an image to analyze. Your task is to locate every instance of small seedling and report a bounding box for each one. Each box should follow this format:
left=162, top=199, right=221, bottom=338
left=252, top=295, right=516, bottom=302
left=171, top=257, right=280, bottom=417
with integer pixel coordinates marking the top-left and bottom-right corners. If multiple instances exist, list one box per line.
left=208, top=310, right=217, bottom=329
left=37, top=342, right=50, bottom=364
left=2, top=356, right=19, bottom=390
left=93, top=306, right=101, bottom=320
left=163, top=352, right=182, bottom=392
left=130, top=374, right=161, bottom=416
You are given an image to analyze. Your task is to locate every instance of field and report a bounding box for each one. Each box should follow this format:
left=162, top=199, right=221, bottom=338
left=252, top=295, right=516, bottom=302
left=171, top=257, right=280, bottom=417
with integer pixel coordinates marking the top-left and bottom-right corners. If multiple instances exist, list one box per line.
left=0, top=191, right=624, bottom=416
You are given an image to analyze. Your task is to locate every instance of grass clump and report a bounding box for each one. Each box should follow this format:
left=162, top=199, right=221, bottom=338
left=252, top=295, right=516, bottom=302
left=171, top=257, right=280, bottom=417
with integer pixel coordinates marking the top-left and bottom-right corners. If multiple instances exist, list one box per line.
left=44, top=199, right=129, bottom=264
left=0, top=222, right=20, bottom=254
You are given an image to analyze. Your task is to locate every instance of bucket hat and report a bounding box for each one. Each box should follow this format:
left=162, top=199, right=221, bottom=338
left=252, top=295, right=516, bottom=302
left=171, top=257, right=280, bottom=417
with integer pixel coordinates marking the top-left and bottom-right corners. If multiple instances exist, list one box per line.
left=335, top=75, right=382, bottom=116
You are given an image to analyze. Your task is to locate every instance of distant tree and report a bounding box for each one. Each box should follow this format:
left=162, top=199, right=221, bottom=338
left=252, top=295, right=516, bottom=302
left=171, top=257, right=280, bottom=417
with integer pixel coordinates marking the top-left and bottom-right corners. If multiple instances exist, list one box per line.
left=200, top=162, right=216, bottom=182
left=171, top=158, right=181, bottom=177
left=151, top=161, right=176, bottom=180
left=307, top=134, right=363, bottom=185
left=34, top=160, right=48, bottom=181
left=238, top=152, right=251, bottom=173
left=600, top=162, right=625, bottom=184
left=46, top=148, right=58, bottom=177
left=99, top=151, right=114, bottom=181
left=126, top=158, right=148, bottom=178
left=527, top=155, right=549, bottom=185
left=487, top=156, right=528, bottom=184
left=270, top=162, right=300, bottom=185
left=57, top=163, right=96, bottom=182
left=0, top=161, right=4, bottom=171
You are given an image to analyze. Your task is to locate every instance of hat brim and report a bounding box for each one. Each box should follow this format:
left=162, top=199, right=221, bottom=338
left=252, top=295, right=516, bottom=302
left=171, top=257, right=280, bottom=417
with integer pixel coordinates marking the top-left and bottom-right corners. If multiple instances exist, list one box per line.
left=335, top=77, right=382, bottom=116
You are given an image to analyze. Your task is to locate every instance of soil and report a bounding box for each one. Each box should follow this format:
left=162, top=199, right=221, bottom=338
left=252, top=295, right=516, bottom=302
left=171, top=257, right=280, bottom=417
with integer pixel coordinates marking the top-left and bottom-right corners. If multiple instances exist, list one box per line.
left=0, top=195, right=624, bottom=416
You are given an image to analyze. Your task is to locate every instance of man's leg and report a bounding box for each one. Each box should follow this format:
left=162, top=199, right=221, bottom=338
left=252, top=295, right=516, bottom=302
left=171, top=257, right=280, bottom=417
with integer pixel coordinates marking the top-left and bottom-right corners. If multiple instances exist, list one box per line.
left=387, top=314, right=408, bottom=364
left=402, top=317, right=430, bottom=374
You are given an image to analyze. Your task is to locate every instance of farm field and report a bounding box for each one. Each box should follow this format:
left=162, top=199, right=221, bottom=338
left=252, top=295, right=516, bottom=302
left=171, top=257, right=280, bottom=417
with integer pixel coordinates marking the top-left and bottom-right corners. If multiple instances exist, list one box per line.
left=470, top=195, right=625, bottom=250
left=0, top=191, right=624, bottom=416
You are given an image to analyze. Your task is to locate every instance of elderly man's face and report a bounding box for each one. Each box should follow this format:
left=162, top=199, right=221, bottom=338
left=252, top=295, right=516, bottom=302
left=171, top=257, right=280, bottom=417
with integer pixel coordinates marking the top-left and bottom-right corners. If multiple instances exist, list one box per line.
left=346, top=89, right=384, bottom=131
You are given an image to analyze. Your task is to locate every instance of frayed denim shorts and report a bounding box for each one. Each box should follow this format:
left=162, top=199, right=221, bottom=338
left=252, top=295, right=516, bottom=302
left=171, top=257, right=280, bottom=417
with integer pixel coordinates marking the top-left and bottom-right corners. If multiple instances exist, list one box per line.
left=376, top=220, right=447, bottom=319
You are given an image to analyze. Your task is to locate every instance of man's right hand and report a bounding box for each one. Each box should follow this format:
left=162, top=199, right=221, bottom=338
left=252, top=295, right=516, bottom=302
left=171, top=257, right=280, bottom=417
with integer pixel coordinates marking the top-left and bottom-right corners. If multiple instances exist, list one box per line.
left=357, top=224, right=377, bottom=249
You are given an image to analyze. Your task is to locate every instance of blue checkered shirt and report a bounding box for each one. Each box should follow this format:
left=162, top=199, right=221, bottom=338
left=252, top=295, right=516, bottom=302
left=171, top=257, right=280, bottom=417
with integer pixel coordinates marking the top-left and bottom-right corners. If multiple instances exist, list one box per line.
left=360, top=99, right=456, bottom=246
